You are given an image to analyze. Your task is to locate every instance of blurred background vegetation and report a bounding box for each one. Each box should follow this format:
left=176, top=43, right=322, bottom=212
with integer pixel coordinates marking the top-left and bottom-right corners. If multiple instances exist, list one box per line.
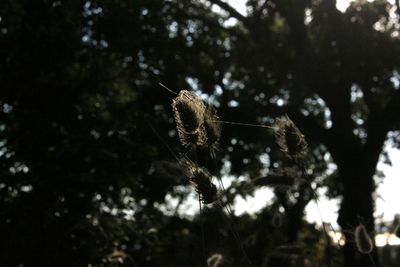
left=1, top=0, right=400, bottom=266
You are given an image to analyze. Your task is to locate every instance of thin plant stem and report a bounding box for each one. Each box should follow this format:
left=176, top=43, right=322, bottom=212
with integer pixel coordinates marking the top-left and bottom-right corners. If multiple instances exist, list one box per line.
left=144, top=118, right=180, bottom=162
left=368, top=252, right=377, bottom=267
left=214, top=120, right=302, bottom=136
left=198, top=194, right=207, bottom=267
left=193, top=146, right=207, bottom=267
left=217, top=120, right=277, bottom=130
left=216, top=201, right=253, bottom=267
left=211, top=151, right=252, bottom=267
left=298, top=162, right=337, bottom=267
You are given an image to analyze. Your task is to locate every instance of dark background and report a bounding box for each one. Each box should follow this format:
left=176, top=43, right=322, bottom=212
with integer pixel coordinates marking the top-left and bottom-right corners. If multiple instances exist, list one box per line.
left=1, top=0, right=400, bottom=266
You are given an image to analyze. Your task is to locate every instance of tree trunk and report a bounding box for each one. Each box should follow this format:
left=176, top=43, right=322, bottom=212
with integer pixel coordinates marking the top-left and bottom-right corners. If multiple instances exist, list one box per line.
left=276, top=183, right=311, bottom=243
left=338, top=163, right=378, bottom=267
left=287, top=205, right=304, bottom=242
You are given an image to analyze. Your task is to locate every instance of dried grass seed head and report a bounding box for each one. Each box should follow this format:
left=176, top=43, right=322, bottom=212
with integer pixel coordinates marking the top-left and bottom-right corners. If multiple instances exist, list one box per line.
left=354, top=224, right=373, bottom=254
left=179, top=130, right=207, bottom=148
left=207, top=253, right=226, bottom=267
left=181, top=158, right=218, bottom=204
left=191, top=167, right=218, bottom=204
left=172, top=90, right=205, bottom=132
left=275, top=116, right=307, bottom=160
left=201, top=182, right=218, bottom=204
left=172, top=90, right=206, bottom=147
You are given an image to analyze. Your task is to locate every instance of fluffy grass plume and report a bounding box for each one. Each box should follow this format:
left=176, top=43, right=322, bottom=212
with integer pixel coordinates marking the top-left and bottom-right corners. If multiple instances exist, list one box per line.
left=172, top=90, right=206, bottom=147
left=274, top=115, right=307, bottom=160
left=182, top=159, right=218, bottom=204
left=207, top=253, right=226, bottom=267
left=172, top=90, right=222, bottom=149
left=354, top=224, right=373, bottom=254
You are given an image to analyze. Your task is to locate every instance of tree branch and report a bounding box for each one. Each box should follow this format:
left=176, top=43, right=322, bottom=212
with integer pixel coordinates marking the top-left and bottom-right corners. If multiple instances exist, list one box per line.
left=361, top=88, right=400, bottom=176
left=291, top=108, right=354, bottom=169
left=380, top=89, right=400, bottom=130
left=289, top=110, right=329, bottom=142
left=207, top=0, right=248, bottom=24
left=359, top=84, right=379, bottom=114
left=183, top=12, right=246, bottom=37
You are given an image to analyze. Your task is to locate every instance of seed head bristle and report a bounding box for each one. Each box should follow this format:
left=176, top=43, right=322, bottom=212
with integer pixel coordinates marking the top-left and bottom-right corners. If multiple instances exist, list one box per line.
left=207, top=253, right=226, bottom=267
left=203, top=104, right=222, bottom=149
left=354, top=224, right=373, bottom=254
left=274, top=116, right=307, bottom=160
left=172, top=90, right=206, bottom=147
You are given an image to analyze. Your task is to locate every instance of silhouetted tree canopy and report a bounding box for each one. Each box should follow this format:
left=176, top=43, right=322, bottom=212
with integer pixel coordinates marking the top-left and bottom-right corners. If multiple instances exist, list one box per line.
left=1, top=0, right=400, bottom=266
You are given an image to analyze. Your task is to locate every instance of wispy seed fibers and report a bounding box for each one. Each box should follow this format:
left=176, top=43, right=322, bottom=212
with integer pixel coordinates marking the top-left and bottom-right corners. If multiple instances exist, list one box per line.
left=274, top=115, right=307, bottom=160
left=354, top=224, right=374, bottom=254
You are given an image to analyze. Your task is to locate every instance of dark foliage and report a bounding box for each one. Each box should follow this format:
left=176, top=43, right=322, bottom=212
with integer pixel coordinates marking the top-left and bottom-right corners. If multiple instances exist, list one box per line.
left=1, top=0, right=400, bottom=267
